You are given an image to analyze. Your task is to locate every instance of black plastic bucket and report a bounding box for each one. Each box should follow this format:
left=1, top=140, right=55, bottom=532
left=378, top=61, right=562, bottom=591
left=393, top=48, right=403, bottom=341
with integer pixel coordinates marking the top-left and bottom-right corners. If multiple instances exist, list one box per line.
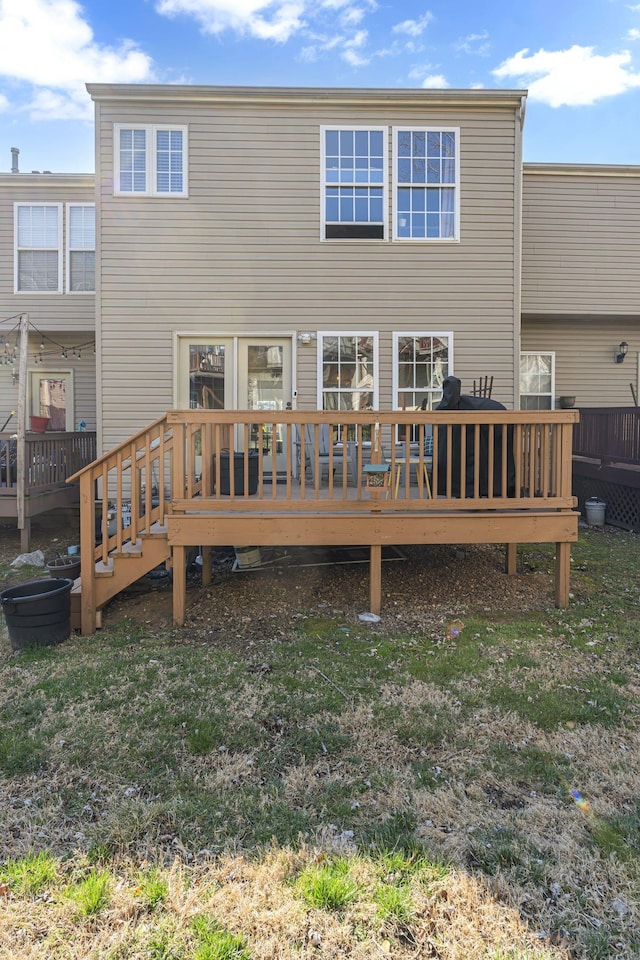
left=0, top=578, right=73, bottom=651
left=47, top=557, right=81, bottom=580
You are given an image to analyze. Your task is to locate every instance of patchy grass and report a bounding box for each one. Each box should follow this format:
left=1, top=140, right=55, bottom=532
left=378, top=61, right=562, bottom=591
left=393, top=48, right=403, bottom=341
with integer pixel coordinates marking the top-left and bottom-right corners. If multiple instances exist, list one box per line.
left=0, top=526, right=639, bottom=959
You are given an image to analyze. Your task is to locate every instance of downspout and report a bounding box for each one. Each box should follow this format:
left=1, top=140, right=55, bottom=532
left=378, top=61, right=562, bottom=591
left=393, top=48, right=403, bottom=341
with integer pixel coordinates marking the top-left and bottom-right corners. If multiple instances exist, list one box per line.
left=512, top=95, right=526, bottom=410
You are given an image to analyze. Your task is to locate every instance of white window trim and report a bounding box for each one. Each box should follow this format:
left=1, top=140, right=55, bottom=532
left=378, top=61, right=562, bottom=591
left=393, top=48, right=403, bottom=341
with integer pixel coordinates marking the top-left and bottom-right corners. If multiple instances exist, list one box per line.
left=66, top=202, right=95, bottom=294
left=320, top=126, right=388, bottom=242
left=519, top=351, right=555, bottom=409
left=14, top=202, right=63, bottom=294
left=391, top=127, right=460, bottom=242
left=114, top=123, right=189, bottom=198
left=316, top=330, right=379, bottom=410
left=392, top=331, right=454, bottom=410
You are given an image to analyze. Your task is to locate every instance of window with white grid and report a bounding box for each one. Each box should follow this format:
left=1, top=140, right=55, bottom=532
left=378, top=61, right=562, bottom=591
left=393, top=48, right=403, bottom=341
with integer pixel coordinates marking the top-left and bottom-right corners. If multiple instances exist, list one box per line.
left=393, top=128, right=459, bottom=240
left=114, top=124, right=188, bottom=197
left=321, top=127, right=387, bottom=240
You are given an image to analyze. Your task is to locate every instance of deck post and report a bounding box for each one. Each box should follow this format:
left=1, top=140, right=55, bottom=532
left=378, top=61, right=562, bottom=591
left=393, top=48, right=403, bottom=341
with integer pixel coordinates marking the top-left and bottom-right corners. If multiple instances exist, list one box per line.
left=20, top=517, right=31, bottom=553
left=505, top=543, right=518, bottom=575
left=370, top=544, right=382, bottom=615
left=173, top=545, right=186, bottom=626
left=79, top=472, right=96, bottom=635
left=554, top=541, right=571, bottom=608
left=201, top=547, right=212, bottom=586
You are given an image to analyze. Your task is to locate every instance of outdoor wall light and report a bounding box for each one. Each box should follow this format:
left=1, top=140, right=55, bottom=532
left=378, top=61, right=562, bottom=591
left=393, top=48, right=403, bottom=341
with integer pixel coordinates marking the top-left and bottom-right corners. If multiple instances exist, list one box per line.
left=297, top=332, right=316, bottom=344
left=615, top=341, right=629, bottom=363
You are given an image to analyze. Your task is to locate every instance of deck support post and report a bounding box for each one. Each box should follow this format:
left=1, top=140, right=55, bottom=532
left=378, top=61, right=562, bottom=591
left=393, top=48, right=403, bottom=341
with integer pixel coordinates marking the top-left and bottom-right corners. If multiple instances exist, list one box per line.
left=370, top=544, right=382, bottom=616
left=201, top=547, right=212, bottom=586
left=20, top=517, right=31, bottom=553
left=554, top=541, right=571, bottom=608
left=173, top=545, right=186, bottom=626
left=79, top=472, right=96, bottom=635
left=505, top=543, right=518, bottom=575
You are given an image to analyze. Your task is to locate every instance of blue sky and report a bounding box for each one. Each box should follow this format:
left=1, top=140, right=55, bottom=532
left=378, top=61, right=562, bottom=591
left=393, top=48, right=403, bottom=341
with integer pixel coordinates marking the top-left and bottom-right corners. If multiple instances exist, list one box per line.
left=1, top=0, right=640, bottom=173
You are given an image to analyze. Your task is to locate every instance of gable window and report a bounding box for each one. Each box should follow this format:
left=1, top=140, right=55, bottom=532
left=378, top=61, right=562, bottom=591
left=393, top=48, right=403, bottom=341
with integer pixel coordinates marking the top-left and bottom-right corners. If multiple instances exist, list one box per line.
left=318, top=333, right=378, bottom=411
left=393, top=128, right=458, bottom=240
left=67, top=204, right=95, bottom=292
left=14, top=203, right=62, bottom=293
left=520, top=352, right=555, bottom=409
left=321, top=127, right=386, bottom=240
left=114, top=124, right=188, bottom=197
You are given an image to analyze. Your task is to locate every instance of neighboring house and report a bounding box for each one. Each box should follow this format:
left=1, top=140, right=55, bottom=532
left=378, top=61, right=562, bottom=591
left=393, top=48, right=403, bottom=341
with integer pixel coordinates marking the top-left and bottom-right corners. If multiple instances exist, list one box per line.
left=0, top=159, right=97, bottom=433
left=521, top=163, right=640, bottom=410
left=87, top=84, right=527, bottom=456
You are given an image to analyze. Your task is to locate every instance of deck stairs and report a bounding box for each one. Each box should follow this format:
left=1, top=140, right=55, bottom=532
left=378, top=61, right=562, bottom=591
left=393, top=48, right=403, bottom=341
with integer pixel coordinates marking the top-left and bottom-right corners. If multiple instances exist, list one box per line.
left=70, top=523, right=171, bottom=629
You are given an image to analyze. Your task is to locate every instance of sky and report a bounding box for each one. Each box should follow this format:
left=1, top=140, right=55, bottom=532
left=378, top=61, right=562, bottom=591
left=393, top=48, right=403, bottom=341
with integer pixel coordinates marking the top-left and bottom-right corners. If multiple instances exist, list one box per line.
left=1, top=0, right=640, bottom=174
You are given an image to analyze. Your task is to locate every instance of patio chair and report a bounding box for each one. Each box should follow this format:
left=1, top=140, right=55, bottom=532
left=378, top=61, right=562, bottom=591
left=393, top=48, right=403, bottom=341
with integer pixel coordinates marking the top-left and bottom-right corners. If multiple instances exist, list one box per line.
left=302, top=423, right=358, bottom=485
left=472, top=376, right=494, bottom=399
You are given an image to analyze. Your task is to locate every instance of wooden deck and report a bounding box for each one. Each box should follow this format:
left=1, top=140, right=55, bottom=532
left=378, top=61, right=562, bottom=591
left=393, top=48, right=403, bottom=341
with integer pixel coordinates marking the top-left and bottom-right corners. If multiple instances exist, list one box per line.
left=69, top=410, right=580, bottom=635
left=1, top=431, right=97, bottom=549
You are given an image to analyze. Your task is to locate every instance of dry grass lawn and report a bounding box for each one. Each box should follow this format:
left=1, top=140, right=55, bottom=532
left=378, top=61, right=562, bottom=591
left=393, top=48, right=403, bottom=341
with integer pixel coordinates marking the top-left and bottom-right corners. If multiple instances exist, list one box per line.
left=0, top=522, right=638, bottom=959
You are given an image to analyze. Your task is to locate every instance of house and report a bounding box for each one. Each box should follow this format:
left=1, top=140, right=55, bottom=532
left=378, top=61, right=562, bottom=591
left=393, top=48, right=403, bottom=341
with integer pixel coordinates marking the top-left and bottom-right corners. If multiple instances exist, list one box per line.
left=522, top=163, right=640, bottom=409
left=0, top=153, right=97, bottom=546
left=3, top=84, right=638, bottom=626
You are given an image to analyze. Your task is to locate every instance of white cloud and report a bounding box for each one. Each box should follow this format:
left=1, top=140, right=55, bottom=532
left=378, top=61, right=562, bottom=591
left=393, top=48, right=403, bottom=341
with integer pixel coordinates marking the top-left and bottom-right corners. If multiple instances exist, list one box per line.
left=421, top=74, right=449, bottom=88
left=341, top=28, right=369, bottom=65
left=156, top=0, right=306, bottom=42
left=455, top=30, right=490, bottom=56
left=628, top=28, right=640, bottom=40
left=392, top=11, right=433, bottom=38
left=493, top=45, right=640, bottom=106
left=0, top=0, right=154, bottom=121
left=0, top=93, right=9, bottom=112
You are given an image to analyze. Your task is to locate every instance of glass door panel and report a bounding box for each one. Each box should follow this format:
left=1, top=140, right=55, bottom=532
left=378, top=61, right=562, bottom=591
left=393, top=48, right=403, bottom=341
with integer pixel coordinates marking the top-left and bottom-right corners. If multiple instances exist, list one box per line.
left=30, top=371, right=74, bottom=431
left=238, top=338, right=292, bottom=475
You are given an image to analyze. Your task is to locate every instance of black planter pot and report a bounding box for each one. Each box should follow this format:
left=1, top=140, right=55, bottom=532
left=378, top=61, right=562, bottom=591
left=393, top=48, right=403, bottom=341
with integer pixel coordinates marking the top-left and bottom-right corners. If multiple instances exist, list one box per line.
left=1, top=578, right=73, bottom=651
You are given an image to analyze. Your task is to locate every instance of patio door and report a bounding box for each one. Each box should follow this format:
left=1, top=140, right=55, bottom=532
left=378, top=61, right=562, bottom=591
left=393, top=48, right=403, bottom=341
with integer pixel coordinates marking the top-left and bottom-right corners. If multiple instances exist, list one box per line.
left=177, top=336, right=293, bottom=474
left=29, top=370, right=74, bottom=431
left=237, top=338, right=292, bottom=476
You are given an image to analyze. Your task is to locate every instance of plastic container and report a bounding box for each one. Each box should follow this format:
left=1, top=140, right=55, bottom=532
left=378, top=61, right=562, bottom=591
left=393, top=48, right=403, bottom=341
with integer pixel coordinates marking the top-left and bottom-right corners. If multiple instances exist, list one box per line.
left=47, top=556, right=81, bottom=580
left=234, top=547, right=262, bottom=568
left=0, top=578, right=73, bottom=651
left=585, top=497, right=606, bottom=527
left=214, top=451, right=259, bottom=495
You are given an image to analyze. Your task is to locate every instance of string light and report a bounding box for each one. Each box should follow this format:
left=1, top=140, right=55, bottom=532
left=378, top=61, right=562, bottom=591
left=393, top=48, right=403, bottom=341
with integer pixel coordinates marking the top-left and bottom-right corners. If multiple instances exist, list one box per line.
left=0, top=315, right=95, bottom=373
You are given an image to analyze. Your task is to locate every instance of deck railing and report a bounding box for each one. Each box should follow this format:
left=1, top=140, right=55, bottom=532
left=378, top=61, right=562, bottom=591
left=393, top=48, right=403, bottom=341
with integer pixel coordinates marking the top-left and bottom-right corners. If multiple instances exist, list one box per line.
left=1, top=431, right=97, bottom=495
left=166, top=409, right=578, bottom=513
left=573, top=407, right=640, bottom=465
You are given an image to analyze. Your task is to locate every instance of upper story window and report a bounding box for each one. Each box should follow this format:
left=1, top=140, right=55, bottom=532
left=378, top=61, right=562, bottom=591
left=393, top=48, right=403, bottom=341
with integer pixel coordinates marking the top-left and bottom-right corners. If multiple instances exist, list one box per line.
left=520, top=352, right=554, bottom=409
left=14, top=203, right=62, bottom=293
left=321, top=127, right=386, bottom=240
left=393, top=128, right=459, bottom=241
left=317, top=333, right=378, bottom=410
left=67, top=204, right=95, bottom=292
left=114, top=124, right=188, bottom=197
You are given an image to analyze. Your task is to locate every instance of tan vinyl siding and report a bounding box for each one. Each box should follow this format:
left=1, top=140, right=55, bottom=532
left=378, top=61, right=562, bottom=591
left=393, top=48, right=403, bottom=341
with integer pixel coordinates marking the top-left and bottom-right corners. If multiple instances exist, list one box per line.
left=521, top=317, right=639, bottom=408
left=93, top=89, right=523, bottom=450
left=0, top=175, right=95, bottom=331
left=522, top=165, right=640, bottom=317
